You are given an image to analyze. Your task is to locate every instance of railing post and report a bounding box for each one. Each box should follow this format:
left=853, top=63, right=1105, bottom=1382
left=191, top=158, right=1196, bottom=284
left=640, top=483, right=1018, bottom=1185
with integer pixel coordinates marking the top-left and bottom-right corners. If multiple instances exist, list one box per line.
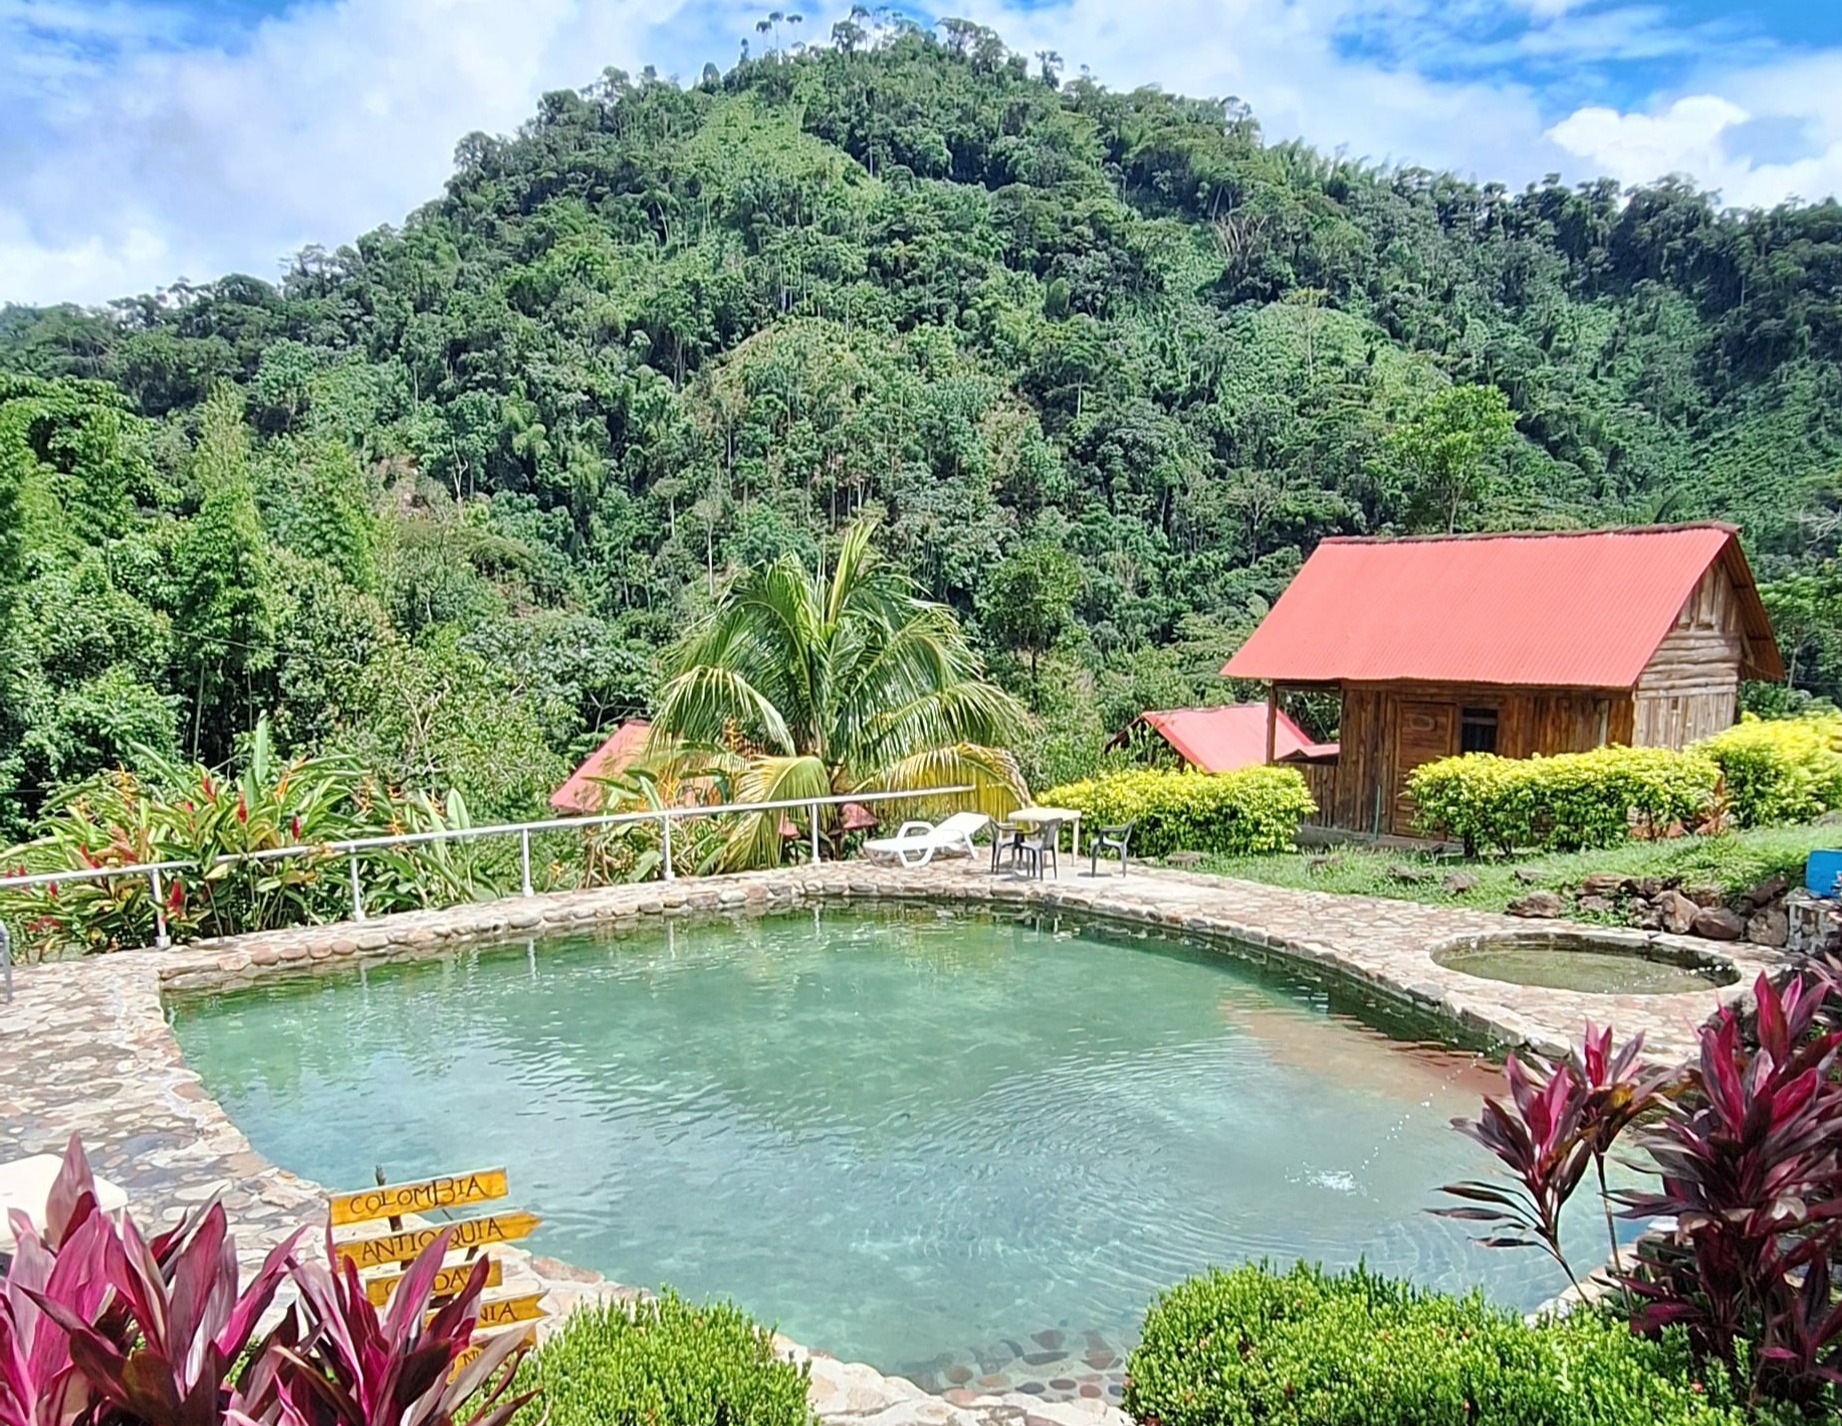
left=809, top=801, right=822, bottom=865
left=348, top=850, right=367, bottom=922
left=660, top=814, right=675, bottom=881
left=149, top=868, right=171, bottom=949
left=520, top=829, right=533, bottom=897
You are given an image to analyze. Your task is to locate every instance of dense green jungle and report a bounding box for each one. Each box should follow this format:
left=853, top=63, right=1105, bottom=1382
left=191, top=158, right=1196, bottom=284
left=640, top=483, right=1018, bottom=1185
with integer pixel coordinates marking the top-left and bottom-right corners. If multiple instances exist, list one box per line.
left=4, top=19, right=1841, bottom=834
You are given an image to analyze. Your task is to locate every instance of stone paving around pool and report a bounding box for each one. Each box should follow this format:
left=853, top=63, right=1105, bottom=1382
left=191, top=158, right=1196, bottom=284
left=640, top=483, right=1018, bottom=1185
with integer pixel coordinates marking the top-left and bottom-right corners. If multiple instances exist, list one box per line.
left=0, top=858, right=1792, bottom=1426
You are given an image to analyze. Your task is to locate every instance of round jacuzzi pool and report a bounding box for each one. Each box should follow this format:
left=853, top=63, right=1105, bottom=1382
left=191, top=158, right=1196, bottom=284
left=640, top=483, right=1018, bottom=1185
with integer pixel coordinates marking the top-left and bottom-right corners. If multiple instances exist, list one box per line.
left=1432, top=933, right=1737, bottom=995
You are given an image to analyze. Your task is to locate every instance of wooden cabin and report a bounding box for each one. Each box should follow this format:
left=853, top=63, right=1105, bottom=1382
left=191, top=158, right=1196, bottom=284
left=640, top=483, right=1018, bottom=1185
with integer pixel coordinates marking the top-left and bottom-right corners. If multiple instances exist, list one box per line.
left=1221, top=524, right=1782, bottom=839
left=1106, top=704, right=1337, bottom=772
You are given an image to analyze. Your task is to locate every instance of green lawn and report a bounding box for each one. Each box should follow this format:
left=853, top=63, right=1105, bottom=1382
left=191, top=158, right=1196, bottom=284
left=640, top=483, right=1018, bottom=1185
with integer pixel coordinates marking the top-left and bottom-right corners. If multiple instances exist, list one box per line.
left=1194, top=822, right=1837, bottom=923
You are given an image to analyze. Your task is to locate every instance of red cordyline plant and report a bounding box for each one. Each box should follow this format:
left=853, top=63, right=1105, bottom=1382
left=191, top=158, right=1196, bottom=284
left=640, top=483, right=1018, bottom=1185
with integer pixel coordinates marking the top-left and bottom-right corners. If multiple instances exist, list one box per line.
left=1620, top=971, right=1842, bottom=1409
left=1573, top=1023, right=1678, bottom=1279
left=0, top=1138, right=536, bottom=1426
left=1435, top=1049, right=1596, bottom=1292
left=1, top=1139, right=113, bottom=1426
left=4, top=1136, right=302, bottom=1426
left=1435, top=1020, right=1672, bottom=1293
left=240, top=1232, right=534, bottom=1426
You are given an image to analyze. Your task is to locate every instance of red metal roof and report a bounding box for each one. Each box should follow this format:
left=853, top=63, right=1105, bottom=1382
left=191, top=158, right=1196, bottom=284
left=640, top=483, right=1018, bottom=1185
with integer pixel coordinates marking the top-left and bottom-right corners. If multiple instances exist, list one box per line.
left=1222, top=524, right=1781, bottom=688
left=549, top=720, right=651, bottom=815
left=1138, top=704, right=1321, bottom=773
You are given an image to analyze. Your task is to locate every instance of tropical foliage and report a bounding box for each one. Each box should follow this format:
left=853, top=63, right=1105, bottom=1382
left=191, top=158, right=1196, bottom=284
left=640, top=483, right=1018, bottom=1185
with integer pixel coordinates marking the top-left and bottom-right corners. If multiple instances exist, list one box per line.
left=3, top=22, right=1842, bottom=839
left=1406, top=746, right=1722, bottom=853
left=1440, top=967, right=1842, bottom=1412
left=1125, top=1262, right=1752, bottom=1426
left=648, top=518, right=1027, bottom=868
left=0, top=717, right=520, bottom=958
left=511, top=1292, right=814, bottom=1426
left=1696, top=714, right=1842, bottom=828
left=1038, top=765, right=1316, bottom=857
left=0, top=1136, right=533, bottom=1426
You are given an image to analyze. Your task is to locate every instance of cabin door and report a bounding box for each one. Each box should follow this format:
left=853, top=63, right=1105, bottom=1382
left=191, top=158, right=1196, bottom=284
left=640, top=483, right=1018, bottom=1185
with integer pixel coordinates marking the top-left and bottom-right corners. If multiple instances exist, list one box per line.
left=1391, top=701, right=1456, bottom=835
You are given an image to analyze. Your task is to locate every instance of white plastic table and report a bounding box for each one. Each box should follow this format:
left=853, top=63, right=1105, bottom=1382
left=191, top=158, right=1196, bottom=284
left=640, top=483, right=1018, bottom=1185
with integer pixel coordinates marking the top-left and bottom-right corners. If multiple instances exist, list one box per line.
left=1010, top=806, right=1083, bottom=859
left=0, top=1155, right=129, bottom=1252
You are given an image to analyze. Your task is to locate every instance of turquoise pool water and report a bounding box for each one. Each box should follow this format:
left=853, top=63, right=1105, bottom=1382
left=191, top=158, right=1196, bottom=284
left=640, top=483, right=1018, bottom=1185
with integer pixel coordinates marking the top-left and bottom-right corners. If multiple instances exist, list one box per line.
left=170, top=906, right=1622, bottom=1380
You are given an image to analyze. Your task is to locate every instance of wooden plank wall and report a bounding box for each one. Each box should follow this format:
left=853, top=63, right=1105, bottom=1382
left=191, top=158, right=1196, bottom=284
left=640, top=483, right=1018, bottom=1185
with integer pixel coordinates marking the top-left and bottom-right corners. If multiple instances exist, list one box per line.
left=1633, top=565, right=1744, bottom=747
left=1296, top=760, right=1338, bottom=825
left=1323, top=687, right=1384, bottom=834
left=1323, top=683, right=1636, bottom=837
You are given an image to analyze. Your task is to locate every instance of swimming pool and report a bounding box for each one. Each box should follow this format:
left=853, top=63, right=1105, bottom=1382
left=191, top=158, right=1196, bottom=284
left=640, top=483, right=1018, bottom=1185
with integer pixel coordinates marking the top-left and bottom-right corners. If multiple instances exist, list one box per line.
left=169, top=905, right=1623, bottom=1386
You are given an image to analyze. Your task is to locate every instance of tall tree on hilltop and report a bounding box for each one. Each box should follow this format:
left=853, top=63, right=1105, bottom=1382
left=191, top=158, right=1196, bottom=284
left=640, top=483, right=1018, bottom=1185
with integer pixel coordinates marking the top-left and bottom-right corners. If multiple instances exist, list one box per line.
left=1385, top=384, right=1518, bottom=534
left=649, top=519, right=1028, bottom=868
left=294, top=441, right=380, bottom=594
left=174, top=384, right=273, bottom=761
left=979, top=541, right=1080, bottom=706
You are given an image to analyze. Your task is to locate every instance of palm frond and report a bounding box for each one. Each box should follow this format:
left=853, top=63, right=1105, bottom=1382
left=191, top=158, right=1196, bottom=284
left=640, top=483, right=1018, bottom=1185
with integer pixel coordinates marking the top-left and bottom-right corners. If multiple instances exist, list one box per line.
left=866, top=744, right=1027, bottom=821
left=650, top=664, right=797, bottom=756
left=651, top=517, right=1024, bottom=838
left=716, top=754, right=834, bottom=871
left=859, top=681, right=1030, bottom=769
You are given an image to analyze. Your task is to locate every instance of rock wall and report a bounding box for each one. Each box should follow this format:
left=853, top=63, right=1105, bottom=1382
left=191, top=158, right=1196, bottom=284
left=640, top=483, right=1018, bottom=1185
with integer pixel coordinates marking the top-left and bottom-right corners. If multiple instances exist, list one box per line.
left=1786, top=890, right=1842, bottom=956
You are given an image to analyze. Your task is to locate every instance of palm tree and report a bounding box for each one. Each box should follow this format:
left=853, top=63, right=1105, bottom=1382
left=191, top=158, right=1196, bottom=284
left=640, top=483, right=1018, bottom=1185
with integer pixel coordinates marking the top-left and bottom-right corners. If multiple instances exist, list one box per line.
left=649, top=519, right=1028, bottom=868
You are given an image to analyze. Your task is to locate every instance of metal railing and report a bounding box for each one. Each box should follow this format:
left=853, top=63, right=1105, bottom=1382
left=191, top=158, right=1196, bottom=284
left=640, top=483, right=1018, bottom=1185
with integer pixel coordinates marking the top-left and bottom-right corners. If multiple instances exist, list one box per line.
left=0, top=785, right=976, bottom=954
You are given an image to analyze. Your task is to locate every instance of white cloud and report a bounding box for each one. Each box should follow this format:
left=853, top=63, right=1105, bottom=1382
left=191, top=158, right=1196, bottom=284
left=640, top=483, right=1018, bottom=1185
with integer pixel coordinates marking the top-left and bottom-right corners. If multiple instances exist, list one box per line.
left=1, top=0, right=723, bottom=303
left=1549, top=95, right=1750, bottom=184
left=1547, top=53, right=1842, bottom=208
left=956, top=0, right=1564, bottom=178
left=2, top=0, right=1840, bottom=306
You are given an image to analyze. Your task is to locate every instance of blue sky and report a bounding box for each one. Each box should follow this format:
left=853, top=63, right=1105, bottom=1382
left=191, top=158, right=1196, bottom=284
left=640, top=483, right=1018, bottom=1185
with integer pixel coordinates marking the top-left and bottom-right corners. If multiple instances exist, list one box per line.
left=4, top=0, right=1841, bottom=305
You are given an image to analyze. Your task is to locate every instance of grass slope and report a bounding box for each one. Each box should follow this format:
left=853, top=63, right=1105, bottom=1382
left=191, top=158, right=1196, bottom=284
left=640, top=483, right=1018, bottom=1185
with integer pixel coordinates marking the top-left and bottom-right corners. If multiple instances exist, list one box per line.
left=1196, top=823, right=1837, bottom=923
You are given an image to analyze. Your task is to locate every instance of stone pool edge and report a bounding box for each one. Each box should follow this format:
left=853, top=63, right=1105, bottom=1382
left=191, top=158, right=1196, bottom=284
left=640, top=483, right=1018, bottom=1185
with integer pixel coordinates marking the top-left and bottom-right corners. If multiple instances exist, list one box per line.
left=5, top=862, right=1789, bottom=1426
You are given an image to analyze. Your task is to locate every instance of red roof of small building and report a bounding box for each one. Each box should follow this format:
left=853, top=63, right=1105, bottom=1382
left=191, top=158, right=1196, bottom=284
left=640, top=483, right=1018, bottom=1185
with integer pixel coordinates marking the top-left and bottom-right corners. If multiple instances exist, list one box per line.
left=549, top=720, right=652, bottom=815
left=1130, top=704, right=1329, bottom=773
left=1222, top=524, right=1781, bottom=688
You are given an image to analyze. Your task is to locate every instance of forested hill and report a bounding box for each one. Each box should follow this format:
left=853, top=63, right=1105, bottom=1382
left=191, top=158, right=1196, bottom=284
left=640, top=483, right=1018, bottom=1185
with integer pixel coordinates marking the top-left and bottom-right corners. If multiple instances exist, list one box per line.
left=4, top=21, right=1842, bottom=832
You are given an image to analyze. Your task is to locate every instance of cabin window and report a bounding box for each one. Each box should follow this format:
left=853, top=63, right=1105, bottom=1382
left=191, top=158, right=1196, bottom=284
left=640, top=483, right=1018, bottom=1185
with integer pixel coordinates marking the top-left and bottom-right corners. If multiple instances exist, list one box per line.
left=1459, top=706, right=1498, bottom=755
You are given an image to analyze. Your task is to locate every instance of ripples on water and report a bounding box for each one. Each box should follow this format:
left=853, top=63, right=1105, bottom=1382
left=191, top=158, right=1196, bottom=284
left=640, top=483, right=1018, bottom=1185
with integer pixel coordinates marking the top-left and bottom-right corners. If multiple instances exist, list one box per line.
left=170, top=906, right=1632, bottom=1375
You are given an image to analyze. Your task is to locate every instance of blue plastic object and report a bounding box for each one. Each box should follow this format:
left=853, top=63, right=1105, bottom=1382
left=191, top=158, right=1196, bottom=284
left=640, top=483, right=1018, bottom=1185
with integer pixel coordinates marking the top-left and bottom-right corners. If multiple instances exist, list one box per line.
left=1806, top=850, right=1842, bottom=899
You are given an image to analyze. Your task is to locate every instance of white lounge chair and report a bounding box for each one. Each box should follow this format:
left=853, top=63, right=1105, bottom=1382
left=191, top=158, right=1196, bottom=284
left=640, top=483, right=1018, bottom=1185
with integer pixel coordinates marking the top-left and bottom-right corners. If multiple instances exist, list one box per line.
left=862, top=812, right=990, bottom=868
left=0, top=1154, right=129, bottom=1254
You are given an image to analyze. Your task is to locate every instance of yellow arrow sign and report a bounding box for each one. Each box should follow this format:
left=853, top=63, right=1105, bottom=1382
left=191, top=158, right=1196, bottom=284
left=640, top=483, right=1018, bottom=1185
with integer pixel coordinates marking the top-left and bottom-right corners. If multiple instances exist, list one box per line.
left=330, top=1169, right=509, bottom=1227
left=448, top=1324, right=537, bottom=1380
left=455, top=1292, right=547, bottom=1331
left=363, top=1257, right=504, bottom=1308
left=335, top=1211, right=541, bottom=1272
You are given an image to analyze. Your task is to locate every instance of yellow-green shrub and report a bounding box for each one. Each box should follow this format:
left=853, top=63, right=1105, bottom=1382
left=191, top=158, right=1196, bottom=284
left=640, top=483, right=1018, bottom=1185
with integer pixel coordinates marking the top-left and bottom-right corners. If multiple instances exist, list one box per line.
left=1126, top=1264, right=1752, bottom=1426
left=1407, top=746, right=1719, bottom=854
left=1038, top=765, right=1315, bottom=857
left=1693, top=713, right=1842, bottom=828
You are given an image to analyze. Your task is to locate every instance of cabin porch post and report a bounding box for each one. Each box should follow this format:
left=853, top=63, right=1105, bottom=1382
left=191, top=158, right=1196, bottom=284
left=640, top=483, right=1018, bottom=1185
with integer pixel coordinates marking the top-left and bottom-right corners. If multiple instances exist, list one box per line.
left=1264, top=683, right=1279, bottom=764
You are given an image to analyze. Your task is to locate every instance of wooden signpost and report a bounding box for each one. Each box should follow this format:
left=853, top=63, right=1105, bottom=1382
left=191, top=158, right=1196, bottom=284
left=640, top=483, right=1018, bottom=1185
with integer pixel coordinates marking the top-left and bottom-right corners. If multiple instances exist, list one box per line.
left=449, top=1324, right=539, bottom=1376
left=327, top=1165, right=552, bottom=1373
left=362, top=1257, right=504, bottom=1308
left=332, top=1210, right=542, bottom=1272
left=330, top=1169, right=510, bottom=1227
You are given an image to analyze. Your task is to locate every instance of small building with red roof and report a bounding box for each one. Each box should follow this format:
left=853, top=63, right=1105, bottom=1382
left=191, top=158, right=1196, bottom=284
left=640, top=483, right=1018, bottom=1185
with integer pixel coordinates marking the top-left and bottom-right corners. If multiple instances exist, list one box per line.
left=550, top=720, right=652, bottom=815
left=1221, top=524, right=1782, bottom=838
left=1108, top=704, right=1337, bottom=773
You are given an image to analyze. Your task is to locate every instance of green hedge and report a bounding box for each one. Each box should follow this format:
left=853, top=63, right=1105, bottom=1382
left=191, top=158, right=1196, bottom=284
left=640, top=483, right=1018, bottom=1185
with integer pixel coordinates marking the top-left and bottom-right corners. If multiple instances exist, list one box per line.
left=1038, top=766, right=1315, bottom=858
left=1125, top=1264, right=1753, bottom=1426
left=1406, top=746, right=1718, bottom=854
left=515, top=1292, right=815, bottom=1426
left=1694, top=713, right=1842, bottom=828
